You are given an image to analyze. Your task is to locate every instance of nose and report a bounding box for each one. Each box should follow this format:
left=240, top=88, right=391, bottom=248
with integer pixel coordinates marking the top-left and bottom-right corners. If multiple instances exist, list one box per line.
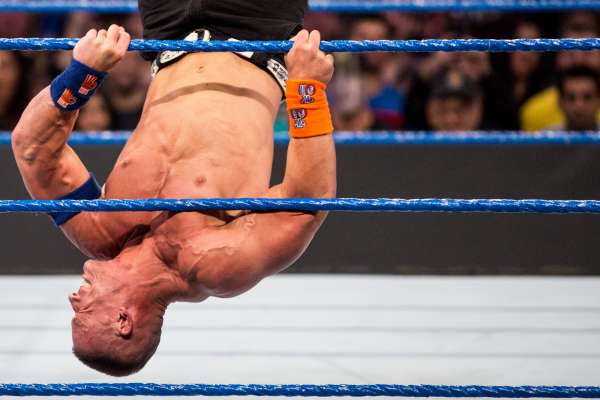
left=68, top=292, right=80, bottom=312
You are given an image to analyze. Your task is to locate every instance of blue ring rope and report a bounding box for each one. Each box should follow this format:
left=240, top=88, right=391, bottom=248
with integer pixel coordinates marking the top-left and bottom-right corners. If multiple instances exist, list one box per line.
left=0, top=383, right=599, bottom=397
left=2, top=131, right=600, bottom=146
left=1, top=198, right=600, bottom=214
left=0, top=0, right=599, bottom=13
left=1, top=38, right=599, bottom=53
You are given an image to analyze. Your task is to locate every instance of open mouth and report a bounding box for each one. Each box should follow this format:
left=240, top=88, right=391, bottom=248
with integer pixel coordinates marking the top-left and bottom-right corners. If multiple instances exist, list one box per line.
left=80, top=274, right=92, bottom=290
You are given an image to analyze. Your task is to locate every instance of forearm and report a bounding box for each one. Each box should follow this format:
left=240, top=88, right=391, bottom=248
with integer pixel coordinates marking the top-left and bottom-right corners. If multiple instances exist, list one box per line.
left=12, top=87, right=78, bottom=164
left=12, top=87, right=89, bottom=199
left=282, top=135, right=337, bottom=198
left=280, top=77, right=337, bottom=198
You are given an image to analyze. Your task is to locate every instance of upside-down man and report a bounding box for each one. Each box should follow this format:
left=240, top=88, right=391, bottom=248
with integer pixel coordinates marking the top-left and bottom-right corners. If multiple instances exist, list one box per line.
left=12, top=0, right=336, bottom=376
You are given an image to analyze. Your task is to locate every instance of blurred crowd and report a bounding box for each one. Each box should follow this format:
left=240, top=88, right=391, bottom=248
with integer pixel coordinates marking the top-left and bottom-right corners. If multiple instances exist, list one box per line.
left=0, top=10, right=599, bottom=133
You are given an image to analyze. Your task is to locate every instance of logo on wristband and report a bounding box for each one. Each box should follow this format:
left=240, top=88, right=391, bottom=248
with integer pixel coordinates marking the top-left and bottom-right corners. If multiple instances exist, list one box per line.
left=79, top=74, right=99, bottom=96
left=298, top=84, right=316, bottom=104
left=291, top=108, right=307, bottom=129
left=57, top=89, right=77, bottom=109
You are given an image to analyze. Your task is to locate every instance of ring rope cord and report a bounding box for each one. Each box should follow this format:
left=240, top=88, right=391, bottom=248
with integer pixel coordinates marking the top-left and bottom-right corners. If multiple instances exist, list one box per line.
left=2, top=38, right=600, bottom=53
left=2, top=131, right=600, bottom=146
left=0, top=0, right=599, bottom=13
left=2, top=199, right=600, bottom=214
left=0, top=383, right=600, bottom=397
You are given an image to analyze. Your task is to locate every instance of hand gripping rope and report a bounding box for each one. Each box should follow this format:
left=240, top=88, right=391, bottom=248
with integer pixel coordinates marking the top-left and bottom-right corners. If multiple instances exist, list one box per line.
left=0, top=38, right=599, bottom=53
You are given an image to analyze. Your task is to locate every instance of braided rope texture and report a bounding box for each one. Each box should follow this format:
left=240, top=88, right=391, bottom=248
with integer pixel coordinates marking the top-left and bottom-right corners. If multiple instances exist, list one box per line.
left=0, top=0, right=599, bottom=13
left=2, top=131, right=600, bottom=146
left=2, top=198, right=600, bottom=214
left=0, top=383, right=599, bottom=397
left=1, top=38, right=599, bottom=53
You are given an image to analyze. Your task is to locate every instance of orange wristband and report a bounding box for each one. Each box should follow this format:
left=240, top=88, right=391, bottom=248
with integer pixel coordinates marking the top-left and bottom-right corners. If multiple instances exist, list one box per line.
left=286, top=79, right=334, bottom=139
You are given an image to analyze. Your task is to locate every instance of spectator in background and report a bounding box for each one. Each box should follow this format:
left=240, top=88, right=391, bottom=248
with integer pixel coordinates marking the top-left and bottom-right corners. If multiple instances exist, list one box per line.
left=405, top=42, right=512, bottom=129
left=550, top=66, right=600, bottom=131
left=103, top=53, right=150, bottom=130
left=521, top=12, right=600, bottom=131
left=331, top=74, right=390, bottom=131
left=500, top=20, right=553, bottom=127
left=0, top=51, right=28, bottom=130
left=75, top=94, right=113, bottom=132
left=346, top=16, right=405, bottom=128
left=426, top=70, right=484, bottom=131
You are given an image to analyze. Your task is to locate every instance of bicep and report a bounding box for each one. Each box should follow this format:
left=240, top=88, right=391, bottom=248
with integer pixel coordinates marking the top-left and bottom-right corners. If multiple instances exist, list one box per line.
left=211, top=210, right=322, bottom=298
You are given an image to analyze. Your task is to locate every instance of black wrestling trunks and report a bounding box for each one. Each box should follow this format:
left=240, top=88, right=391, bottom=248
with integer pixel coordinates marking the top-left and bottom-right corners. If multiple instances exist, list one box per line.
left=138, top=0, right=308, bottom=93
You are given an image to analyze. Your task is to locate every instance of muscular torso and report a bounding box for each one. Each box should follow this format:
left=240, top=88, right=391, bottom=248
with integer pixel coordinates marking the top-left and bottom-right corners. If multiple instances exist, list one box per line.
left=98, top=52, right=280, bottom=238
left=69, top=53, right=299, bottom=298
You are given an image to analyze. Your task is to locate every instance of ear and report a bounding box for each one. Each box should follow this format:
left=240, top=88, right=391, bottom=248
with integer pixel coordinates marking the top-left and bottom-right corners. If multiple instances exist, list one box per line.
left=115, top=308, right=133, bottom=338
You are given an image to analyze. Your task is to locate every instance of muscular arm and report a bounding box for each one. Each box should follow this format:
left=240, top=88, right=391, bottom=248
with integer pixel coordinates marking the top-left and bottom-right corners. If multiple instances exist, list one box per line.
left=279, top=30, right=336, bottom=202
left=186, top=30, right=337, bottom=297
left=12, top=89, right=88, bottom=199
left=12, top=26, right=131, bottom=259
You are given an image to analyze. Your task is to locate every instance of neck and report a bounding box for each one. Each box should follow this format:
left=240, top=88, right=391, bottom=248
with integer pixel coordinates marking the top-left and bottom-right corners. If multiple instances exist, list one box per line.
left=116, top=243, right=191, bottom=307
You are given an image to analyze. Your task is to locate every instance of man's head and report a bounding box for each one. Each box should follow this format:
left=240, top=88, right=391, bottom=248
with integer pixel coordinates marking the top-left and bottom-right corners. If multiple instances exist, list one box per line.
left=557, top=66, right=600, bottom=131
left=69, top=259, right=166, bottom=376
left=426, top=69, right=483, bottom=131
left=557, top=12, right=600, bottom=71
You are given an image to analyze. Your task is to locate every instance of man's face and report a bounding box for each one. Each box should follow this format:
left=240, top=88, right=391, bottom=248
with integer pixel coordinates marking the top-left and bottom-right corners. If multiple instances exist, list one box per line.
left=426, top=96, right=483, bottom=131
left=69, top=261, right=117, bottom=352
left=560, top=77, right=600, bottom=130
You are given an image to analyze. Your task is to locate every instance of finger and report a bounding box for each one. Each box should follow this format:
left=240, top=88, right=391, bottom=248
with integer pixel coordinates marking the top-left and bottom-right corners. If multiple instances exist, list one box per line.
left=107, top=24, right=120, bottom=44
left=97, top=29, right=108, bottom=41
left=291, top=29, right=309, bottom=43
left=325, top=54, right=334, bottom=64
left=84, top=29, right=97, bottom=39
left=309, top=30, right=321, bottom=50
left=115, top=30, right=131, bottom=55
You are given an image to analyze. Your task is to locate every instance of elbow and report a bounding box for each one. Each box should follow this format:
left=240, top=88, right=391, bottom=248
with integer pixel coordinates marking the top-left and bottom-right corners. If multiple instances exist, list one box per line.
left=11, top=128, right=38, bottom=165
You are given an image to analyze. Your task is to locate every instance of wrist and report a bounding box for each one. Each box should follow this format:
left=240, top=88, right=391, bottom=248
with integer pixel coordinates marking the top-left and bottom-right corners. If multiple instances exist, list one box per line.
left=286, top=79, right=333, bottom=139
left=50, top=59, right=107, bottom=112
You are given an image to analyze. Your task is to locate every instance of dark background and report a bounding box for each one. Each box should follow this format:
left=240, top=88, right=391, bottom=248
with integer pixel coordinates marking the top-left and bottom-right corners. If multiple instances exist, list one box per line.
left=1, top=145, right=599, bottom=275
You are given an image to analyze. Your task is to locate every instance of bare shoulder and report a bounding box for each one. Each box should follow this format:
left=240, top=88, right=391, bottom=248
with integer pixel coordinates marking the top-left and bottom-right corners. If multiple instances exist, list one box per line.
left=171, top=210, right=322, bottom=299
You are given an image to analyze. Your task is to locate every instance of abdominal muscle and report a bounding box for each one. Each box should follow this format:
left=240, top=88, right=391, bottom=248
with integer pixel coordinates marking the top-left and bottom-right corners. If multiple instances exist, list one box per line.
left=102, top=53, right=281, bottom=223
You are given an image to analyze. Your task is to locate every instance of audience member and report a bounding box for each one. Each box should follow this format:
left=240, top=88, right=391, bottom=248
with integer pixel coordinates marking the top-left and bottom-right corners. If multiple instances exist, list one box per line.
left=346, top=16, right=406, bottom=128
left=552, top=66, right=600, bottom=131
left=425, top=70, right=484, bottom=131
left=521, top=12, right=600, bottom=131
left=0, top=51, right=28, bottom=130
left=0, top=10, right=598, bottom=133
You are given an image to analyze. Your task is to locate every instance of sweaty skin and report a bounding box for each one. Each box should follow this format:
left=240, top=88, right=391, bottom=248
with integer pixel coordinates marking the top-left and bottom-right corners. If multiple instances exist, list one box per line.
left=13, top=27, right=336, bottom=305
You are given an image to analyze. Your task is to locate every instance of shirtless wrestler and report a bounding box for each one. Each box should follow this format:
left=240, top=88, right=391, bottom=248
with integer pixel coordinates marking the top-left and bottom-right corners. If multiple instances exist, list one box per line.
left=11, top=0, right=335, bottom=376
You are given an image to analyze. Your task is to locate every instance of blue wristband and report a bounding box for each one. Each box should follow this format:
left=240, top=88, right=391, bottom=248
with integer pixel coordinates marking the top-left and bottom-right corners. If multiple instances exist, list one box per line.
left=50, top=59, right=106, bottom=111
left=49, top=173, right=102, bottom=226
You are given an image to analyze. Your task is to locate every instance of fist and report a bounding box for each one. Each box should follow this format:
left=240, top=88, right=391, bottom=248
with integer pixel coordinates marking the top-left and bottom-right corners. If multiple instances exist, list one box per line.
left=285, top=30, right=334, bottom=85
left=73, top=25, right=131, bottom=72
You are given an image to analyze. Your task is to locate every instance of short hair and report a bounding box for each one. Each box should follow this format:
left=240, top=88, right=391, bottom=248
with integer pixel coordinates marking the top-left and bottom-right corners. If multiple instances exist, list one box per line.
left=557, top=66, right=600, bottom=96
left=73, top=320, right=162, bottom=377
